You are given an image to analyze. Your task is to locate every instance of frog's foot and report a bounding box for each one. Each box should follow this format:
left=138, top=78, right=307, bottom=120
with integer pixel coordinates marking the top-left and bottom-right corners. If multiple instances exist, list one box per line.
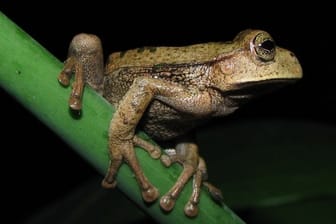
left=58, top=33, right=104, bottom=111
left=159, top=143, right=201, bottom=216
left=160, top=143, right=221, bottom=217
left=101, top=139, right=159, bottom=203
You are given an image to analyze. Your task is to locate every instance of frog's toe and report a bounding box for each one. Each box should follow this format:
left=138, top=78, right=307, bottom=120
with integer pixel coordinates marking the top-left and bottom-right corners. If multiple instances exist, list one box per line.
left=142, top=186, right=159, bottom=203
left=184, top=201, right=198, bottom=217
left=160, top=195, right=176, bottom=212
left=160, top=148, right=178, bottom=167
left=58, top=68, right=71, bottom=86
left=203, top=182, right=224, bottom=203
left=150, top=149, right=161, bottom=159
left=69, top=95, right=82, bottom=111
left=132, top=136, right=162, bottom=159
left=160, top=154, right=172, bottom=167
left=101, top=179, right=117, bottom=189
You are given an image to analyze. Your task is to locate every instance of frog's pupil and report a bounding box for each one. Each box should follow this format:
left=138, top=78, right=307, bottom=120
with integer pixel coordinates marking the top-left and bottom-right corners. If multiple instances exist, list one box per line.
left=260, top=40, right=275, bottom=52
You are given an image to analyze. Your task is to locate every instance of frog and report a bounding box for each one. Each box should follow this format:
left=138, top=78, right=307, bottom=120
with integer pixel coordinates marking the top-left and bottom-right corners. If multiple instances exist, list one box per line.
left=57, top=29, right=302, bottom=217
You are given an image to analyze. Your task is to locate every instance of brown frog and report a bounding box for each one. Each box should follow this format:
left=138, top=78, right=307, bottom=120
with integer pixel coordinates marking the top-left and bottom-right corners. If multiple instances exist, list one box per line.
left=58, top=29, right=302, bottom=217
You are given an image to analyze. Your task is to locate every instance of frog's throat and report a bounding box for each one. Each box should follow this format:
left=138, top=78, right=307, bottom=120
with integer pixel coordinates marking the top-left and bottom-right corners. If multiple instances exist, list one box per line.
left=224, top=78, right=298, bottom=104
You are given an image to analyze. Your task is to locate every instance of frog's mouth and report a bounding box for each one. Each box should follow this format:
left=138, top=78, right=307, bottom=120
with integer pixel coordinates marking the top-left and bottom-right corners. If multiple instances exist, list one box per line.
left=225, top=78, right=298, bottom=104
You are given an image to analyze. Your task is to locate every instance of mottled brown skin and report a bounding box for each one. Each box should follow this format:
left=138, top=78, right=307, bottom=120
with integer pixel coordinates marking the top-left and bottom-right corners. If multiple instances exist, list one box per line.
left=58, top=29, right=302, bottom=217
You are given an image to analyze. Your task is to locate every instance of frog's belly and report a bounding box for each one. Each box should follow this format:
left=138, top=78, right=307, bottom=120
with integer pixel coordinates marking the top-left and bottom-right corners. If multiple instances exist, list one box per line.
left=140, top=100, right=204, bottom=140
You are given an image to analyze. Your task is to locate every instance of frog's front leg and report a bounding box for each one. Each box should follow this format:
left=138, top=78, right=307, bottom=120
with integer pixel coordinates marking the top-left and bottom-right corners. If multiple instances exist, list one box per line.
left=57, top=34, right=161, bottom=202
left=101, top=77, right=218, bottom=216
left=58, top=34, right=105, bottom=110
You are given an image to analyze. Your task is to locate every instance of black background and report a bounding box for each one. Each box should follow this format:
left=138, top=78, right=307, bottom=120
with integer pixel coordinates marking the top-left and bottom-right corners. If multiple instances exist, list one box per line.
left=1, top=2, right=335, bottom=223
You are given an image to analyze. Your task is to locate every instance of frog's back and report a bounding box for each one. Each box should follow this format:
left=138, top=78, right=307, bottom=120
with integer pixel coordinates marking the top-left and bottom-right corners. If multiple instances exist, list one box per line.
left=105, top=42, right=234, bottom=73
left=103, top=42, right=236, bottom=140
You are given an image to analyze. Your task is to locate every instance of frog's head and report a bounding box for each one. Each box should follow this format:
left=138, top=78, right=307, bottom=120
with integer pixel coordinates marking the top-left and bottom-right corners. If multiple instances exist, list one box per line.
left=210, top=29, right=302, bottom=104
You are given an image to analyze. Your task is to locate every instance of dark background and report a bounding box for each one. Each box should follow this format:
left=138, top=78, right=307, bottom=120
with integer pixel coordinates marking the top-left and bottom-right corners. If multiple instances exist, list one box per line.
left=1, top=2, right=335, bottom=223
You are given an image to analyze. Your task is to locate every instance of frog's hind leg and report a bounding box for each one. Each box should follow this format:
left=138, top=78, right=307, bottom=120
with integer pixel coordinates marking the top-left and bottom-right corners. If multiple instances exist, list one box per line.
left=160, top=143, right=223, bottom=217
left=58, top=33, right=105, bottom=111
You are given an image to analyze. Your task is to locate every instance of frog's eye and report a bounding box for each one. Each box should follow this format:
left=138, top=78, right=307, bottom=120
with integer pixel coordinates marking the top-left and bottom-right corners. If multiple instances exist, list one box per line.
left=252, top=32, right=276, bottom=62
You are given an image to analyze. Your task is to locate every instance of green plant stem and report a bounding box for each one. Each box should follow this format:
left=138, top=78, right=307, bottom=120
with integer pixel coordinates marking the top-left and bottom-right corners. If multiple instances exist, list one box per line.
left=0, top=11, right=245, bottom=224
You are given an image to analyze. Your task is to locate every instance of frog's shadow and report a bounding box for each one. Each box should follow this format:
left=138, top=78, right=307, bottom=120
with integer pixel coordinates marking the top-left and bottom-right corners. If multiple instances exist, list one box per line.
left=68, top=108, right=82, bottom=119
